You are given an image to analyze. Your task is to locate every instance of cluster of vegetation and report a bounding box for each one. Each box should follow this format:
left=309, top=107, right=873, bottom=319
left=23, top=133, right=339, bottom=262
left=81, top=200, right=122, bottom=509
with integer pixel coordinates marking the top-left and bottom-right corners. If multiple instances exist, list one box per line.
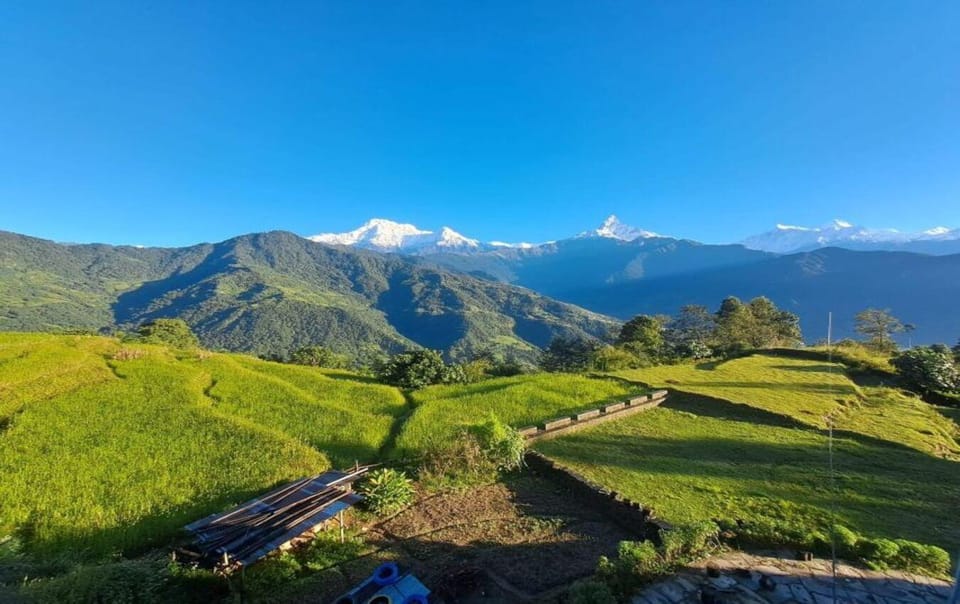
left=537, top=354, right=960, bottom=577
left=357, top=469, right=415, bottom=516
left=416, top=415, right=527, bottom=488
left=572, top=522, right=719, bottom=603
left=541, top=296, right=801, bottom=373
left=892, top=344, right=960, bottom=402
left=393, top=373, right=642, bottom=456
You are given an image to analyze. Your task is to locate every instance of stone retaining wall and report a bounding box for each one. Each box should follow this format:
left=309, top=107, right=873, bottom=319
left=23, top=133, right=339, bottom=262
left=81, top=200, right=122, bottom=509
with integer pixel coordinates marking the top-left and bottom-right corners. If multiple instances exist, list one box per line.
left=524, top=450, right=670, bottom=542
left=522, top=390, right=668, bottom=442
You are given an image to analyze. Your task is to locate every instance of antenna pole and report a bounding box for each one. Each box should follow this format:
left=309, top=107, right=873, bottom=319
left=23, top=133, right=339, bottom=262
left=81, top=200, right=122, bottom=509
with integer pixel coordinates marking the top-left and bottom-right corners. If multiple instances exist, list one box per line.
left=827, top=312, right=832, bottom=348
left=827, top=312, right=838, bottom=603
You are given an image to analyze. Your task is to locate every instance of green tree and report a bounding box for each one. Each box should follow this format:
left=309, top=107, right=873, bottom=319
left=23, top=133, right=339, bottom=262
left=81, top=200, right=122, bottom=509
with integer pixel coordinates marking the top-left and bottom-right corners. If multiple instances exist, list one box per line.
left=590, top=345, right=638, bottom=371
left=288, top=345, right=348, bottom=368
left=617, top=315, right=665, bottom=359
left=855, top=308, right=905, bottom=352
left=892, top=346, right=960, bottom=394
left=375, top=350, right=462, bottom=389
left=664, top=305, right=715, bottom=359
left=540, top=337, right=598, bottom=372
left=137, top=319, right=199, bottom=349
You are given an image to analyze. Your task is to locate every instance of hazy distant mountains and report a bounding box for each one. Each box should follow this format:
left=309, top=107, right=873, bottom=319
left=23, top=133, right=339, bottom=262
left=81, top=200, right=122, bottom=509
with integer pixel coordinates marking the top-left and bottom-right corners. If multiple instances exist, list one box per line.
left=741, top=219, right=960, bottom=255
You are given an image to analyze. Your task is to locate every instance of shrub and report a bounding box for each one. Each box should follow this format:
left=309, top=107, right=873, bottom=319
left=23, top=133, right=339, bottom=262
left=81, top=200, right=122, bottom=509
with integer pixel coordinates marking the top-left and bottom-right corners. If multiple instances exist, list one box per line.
left=375, top=350, right=463, bottom=389
left=137, top=319, right=199, bottom=349
left=357, top=469, right=415, bottom=516
left=831, top=524, right=859, bottom=553
left=857, top=538, right=900, bottom=569
left=418, top=432, right=497, bottom=487
left=471, top=415, right=526, bottom=472
left=894, top=540, right=951, bottom=576
left=567, top=579, right=617, bottom=604
left=660, top=521, right=718, bottom=562
left=289, top=346, right=348, bottom=369
left=892, top=346, right=960, bottom=394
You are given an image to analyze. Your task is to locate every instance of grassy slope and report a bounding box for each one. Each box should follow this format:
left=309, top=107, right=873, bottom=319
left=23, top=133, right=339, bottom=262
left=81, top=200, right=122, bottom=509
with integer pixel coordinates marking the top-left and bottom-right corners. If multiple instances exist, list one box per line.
left=0, top=334, right=407, bottom=559
left=535, top=355, right=960, bottom=552
left=393, top=373, right=645, bottom=457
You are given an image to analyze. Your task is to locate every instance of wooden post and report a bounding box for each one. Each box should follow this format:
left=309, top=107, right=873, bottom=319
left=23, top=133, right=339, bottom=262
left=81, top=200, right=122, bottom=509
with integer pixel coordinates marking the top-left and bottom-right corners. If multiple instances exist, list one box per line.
left=338, top=509, right=345, bottom=544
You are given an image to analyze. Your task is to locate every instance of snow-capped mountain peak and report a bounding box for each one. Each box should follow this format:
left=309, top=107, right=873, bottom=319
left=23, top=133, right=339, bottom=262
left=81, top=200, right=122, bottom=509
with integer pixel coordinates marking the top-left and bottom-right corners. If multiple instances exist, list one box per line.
left=308, top=219, right=480, bottom=254
left=743, top=219, right=960, bottom=253
left=586, top=215, right=660, bottom=241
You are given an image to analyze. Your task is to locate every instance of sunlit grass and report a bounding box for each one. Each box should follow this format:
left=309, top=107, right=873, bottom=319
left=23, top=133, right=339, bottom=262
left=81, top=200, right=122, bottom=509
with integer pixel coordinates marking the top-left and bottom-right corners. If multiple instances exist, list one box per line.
left=393, top=373, right=644, bottom=457
left=537, top=354, right=960, bottom=553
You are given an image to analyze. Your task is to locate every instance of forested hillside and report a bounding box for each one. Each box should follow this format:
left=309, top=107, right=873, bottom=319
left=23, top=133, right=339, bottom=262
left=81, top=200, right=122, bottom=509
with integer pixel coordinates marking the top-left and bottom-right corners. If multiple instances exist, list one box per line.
left=0, top=231, right=615, bottom=360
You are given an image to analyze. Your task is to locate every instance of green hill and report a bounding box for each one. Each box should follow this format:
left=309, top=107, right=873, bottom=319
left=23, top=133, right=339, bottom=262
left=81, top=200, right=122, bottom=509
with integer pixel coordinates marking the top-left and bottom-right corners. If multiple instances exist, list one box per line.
left=0, top=333, right=400, bottom=558
left=535, top=354, right=960, bottom=554
left=0, top=230, right=616, bottom=361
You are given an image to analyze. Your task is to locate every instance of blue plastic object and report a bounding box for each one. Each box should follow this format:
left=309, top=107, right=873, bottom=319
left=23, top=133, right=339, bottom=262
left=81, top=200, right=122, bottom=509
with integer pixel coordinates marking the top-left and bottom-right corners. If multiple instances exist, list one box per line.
left=373, top=562, right=401, bottom=586
left=402, top=594, right=429, bottom=604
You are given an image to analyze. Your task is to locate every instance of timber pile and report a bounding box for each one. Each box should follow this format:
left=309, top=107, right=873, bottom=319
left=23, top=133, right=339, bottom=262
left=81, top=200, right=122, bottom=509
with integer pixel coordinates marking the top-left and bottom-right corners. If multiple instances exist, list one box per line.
left=180, top=466, right=370, bottom=571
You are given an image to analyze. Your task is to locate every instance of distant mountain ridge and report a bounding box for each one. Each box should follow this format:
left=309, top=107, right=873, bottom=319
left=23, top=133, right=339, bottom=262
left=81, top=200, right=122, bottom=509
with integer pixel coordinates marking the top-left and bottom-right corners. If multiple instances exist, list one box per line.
left=309, top=215, right=960, bottom=256
left=0, top=230, right=615, bottom=360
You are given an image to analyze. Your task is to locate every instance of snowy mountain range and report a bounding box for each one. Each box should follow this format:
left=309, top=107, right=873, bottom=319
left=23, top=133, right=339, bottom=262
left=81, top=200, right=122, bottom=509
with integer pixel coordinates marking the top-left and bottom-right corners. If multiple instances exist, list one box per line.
left=309, top=216, right=960, bottom=256
left=308, top=215, right=661, bottom=254
left=741, top=220, right=960, bottom=254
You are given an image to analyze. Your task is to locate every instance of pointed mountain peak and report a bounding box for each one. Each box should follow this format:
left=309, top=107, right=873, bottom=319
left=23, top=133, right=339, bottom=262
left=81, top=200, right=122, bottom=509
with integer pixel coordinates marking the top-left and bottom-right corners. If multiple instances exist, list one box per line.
left=308, top=219, right=480, bottom=253
left=587, top=214, right=660, bottom=241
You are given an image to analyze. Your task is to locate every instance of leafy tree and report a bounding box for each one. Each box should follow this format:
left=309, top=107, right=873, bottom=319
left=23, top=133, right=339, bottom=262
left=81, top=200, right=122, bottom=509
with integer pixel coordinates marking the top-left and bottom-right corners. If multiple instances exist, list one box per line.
left=617, top=315, right=665, bottom=358
left=892, top=346, right=960, bottom=394
left=375, top=350, right=463, bottom=389
left=137, top=319, right=199, bottom=349
left=540, top=337, right=598, bottom=372
left=713, top=296, right=802, bottom=354
left=590, top=345, right=638, bottom=371
left=953, top=339, right=960, bottom=363
left=288, top=345, right=348, bottom=369
left=664, top=305, right=715, bottom=359
left=855, top=308, right=905, bottom=352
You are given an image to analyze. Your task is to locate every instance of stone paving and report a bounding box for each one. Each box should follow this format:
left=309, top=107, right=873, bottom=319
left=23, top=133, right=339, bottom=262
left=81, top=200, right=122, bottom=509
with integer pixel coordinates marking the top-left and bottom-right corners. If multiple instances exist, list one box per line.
left=632, top=551, right=955, bottom=604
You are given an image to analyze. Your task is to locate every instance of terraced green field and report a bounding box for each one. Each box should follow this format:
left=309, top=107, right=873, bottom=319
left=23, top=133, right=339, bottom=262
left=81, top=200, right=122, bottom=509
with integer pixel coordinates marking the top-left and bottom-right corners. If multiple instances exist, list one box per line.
left=393, top=373, right=645, bottom=457
left=0, top=333, right=404, bottom=558
left=536, top=354, right=960, bottom=553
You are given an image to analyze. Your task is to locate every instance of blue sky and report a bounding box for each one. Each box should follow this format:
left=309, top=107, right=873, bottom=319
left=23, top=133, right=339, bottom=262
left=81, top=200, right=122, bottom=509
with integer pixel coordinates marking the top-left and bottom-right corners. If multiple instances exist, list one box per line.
left=1, top=1, right=958, bottom=247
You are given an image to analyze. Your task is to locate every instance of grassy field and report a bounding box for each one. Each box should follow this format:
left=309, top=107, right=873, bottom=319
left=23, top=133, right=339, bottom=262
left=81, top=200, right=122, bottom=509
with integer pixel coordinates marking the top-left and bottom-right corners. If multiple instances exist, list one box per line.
left=393, top=373, right=644, bottom=457
left=0, top=333, right=410, bottom=559
left=536, top=354, right=960, bottom=553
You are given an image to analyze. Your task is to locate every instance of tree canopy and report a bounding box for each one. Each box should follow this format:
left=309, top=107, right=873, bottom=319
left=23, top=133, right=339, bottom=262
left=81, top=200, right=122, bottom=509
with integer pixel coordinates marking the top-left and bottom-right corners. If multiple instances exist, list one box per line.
left=137, top=319, right=199, bottom=349
left=855, top=308, right=905, bottom=352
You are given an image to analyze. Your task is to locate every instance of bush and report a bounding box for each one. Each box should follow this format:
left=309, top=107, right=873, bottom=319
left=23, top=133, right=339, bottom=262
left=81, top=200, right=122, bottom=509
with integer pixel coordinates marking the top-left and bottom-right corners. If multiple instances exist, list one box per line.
left=357, top=469, right=415, bottom=516
left=375, top=350, right=463, bottom=389
left=137, top=319, right=199, bottom=349
left=892, top=346, right=960, bottom=394
left=894, top=540, right=952, bottom=576
left=597, top=522, right=719, bottom=600
left=471, top=415, right=526, bottom=472
left=289, top=346, right=348, bottom=369
left=831, top=524, right=859, bottom=552
left=660, top=521, right=718, bottom=562
left=567, top=579, right=617, bottom=604
left=857, top=538, right=901, bottom=570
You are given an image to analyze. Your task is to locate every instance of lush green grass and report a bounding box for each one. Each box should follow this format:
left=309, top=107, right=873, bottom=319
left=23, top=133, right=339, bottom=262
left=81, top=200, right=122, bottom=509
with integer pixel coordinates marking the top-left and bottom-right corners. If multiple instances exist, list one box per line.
left=0, top=344, right=327, bottom=559
left=205, top=355, right=404, bottom=464
left=393, top=373, right=644, bottom=457
left=614, top=355, right=859, bottom=428
left=537, top=354, right=960, bottom=554
left=0, top=333, right=413, bottom=559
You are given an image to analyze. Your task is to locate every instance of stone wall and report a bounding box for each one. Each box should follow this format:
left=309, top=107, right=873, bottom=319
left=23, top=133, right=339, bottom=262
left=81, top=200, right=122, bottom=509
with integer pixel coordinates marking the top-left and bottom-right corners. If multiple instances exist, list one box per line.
left=522, top=390, right=668, bottom=442
left=524, top=450, right=671, bottom=542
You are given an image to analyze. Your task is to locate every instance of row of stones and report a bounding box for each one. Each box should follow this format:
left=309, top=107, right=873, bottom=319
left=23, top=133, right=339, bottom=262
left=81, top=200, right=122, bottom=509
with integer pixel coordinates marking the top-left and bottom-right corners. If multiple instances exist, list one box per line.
left=518, top=389, right=669, bottom=438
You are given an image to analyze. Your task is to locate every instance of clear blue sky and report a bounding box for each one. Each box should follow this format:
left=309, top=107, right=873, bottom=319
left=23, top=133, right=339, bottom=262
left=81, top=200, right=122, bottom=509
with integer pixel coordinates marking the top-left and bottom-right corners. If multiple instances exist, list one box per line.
left=1, top=1, right=958, bottom=247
